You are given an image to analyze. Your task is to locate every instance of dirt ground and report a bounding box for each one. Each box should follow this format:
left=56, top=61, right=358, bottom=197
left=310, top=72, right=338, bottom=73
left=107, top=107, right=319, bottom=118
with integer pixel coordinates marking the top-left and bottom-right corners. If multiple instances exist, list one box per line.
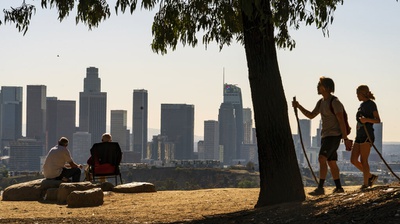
left=1, top=184, right=400, bottom=223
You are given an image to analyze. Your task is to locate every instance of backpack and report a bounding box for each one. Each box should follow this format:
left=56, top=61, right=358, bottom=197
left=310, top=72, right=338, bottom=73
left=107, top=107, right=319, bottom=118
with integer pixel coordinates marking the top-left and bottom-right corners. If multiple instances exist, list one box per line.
left=329, top=96, right=351, bottom=135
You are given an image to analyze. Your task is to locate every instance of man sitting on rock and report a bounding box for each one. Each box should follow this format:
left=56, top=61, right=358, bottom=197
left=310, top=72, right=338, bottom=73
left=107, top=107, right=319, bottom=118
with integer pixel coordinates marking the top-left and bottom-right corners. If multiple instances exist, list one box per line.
left=43, top=137, right=83, bottom=182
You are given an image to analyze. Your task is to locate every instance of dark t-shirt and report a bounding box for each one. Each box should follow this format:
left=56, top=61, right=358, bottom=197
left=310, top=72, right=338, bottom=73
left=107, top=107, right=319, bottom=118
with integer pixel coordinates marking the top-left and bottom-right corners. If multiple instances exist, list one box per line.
left=355, top=100, right=378, bottom=142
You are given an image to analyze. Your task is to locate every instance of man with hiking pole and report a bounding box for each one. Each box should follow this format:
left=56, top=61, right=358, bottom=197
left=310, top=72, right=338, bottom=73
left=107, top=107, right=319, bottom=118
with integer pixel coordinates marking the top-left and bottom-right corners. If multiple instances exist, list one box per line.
left=292, top=76, right=352, bottom=195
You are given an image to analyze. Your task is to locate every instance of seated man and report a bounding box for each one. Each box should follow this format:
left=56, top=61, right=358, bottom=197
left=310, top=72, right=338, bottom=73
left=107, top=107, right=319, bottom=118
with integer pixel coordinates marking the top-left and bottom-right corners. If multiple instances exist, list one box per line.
left=43, top=137, right=83, bottom=182
left=85, top=133, right=122, bottom=182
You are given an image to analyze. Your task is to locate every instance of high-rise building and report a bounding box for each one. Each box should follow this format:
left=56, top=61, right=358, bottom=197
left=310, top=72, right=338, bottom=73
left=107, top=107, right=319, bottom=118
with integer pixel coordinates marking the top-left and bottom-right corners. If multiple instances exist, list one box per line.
left=218, top=102, right=236, bottom=165
left=46, top=97, right=76, bottom=152
left=72, top=132, right=92, bottom=165
left=132, top=89, right=148, bottom=161
left=26, top=85, right=47, bottom=146
left=0, top=86, right=23, bottom=152
left=161, top=104, right=194, bottom=160
left=370, top=122, right=383, bottom=162
left=79, top=67, right=107, bottom=145
left=298, top=119, right=311, bottom=149
left=223, top=83, right=243, bottom=160
left=203, top=120, right=219, bottom=160
left=111, top=110, right=129, bottom=152
left=148, top=134, right=175, bottom=162
left=243, top=108, right=253, bottom=144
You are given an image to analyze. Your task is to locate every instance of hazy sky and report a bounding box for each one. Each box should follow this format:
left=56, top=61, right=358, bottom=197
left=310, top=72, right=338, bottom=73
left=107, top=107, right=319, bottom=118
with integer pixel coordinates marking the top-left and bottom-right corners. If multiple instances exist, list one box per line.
left=1, top=1, right=399, bottom=142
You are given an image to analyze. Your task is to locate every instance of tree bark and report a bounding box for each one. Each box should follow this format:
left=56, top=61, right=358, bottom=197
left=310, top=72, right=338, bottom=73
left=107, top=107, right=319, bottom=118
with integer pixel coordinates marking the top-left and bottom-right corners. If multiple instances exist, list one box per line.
left=241, top=2, right=306, bottom=207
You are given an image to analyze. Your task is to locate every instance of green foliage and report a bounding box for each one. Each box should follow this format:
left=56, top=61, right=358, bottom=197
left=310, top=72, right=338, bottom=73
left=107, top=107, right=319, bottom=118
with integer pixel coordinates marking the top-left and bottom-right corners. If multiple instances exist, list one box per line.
left=1, top=0, right=352, bottom=51
left=2, top=1, right=36, bottom=35
left=237, top=179, right=258, bottom=188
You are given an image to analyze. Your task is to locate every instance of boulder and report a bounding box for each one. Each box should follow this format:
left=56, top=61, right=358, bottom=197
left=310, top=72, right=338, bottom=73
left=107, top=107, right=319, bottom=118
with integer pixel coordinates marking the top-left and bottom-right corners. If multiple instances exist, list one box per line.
left=2, top=179, right=62, bottom=201
left=44, top=188, right=59, bottom=201
left=67, top=188, right=104, bottom=208
left=99, top=182, right=115, bottom=191
left=112, top=182, right=156, bottom=193
left=57, top=181, right=98, bottom=204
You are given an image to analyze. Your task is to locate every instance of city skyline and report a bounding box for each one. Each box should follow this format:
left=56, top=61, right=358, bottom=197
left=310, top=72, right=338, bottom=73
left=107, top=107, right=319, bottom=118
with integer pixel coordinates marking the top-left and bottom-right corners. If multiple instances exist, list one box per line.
left=1, top=1, right=400, bottom=142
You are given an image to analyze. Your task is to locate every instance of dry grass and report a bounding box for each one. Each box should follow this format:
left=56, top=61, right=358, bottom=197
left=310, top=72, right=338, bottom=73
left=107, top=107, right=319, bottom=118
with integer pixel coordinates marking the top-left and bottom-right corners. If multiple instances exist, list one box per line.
left=1, top=185, right=399, bottom=224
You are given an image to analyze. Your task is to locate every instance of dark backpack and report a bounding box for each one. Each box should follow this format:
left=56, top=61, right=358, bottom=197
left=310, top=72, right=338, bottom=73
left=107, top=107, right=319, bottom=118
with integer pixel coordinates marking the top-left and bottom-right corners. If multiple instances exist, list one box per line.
left=329, top=96, right=351, bottom=135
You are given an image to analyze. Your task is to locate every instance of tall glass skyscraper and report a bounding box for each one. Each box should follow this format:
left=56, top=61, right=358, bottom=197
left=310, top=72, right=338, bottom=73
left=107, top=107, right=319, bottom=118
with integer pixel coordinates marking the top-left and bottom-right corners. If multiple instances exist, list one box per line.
left=221, top=83, right=244, bottom=163
left=161, top=104, right=194, bottom=160
left=0, top=86, right=23, bottom=153
left=79, top=67, right=107, bottom=145
left=132, top=89, right=148, bottom=161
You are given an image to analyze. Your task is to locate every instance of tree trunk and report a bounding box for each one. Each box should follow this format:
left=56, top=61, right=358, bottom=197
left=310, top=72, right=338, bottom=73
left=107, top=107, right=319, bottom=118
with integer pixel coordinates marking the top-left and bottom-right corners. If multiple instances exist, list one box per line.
left=241, top=2, right=306, bottom=207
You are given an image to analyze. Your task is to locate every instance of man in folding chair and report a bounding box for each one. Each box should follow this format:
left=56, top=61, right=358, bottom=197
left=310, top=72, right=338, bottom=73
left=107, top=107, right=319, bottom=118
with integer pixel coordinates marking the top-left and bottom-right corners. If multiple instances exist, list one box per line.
left=85, top=133, right=123, bottom=185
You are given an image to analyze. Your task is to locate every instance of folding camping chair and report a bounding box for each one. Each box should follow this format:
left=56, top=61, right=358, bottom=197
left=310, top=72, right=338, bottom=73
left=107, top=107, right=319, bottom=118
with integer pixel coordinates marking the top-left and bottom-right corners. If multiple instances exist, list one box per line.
left=88, top=142, right=123, bottom=185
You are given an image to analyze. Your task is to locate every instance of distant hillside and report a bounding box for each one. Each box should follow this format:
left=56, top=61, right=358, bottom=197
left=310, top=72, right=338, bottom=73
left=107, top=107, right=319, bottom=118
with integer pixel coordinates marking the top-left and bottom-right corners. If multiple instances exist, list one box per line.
left=123, top=167, right=259, bottom=190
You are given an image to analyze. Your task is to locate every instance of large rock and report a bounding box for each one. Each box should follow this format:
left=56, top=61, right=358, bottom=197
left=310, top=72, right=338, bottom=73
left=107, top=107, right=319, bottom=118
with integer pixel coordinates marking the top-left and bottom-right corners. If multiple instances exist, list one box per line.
left=112, top=182, right=156, bottom=193
left=57, top=181, right=98, bottom=204
left=2, top=179, right=62, bottom=201
left=67, top=188, right=104, bottom=208
left=44, top=188, right=59, bottom=201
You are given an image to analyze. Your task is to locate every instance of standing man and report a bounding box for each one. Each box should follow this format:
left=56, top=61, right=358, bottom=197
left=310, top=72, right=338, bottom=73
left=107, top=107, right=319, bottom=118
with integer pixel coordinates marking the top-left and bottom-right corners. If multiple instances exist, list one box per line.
left=43, top=137, right=83, bottom=182
left=292, top=76, right=349, bottom=195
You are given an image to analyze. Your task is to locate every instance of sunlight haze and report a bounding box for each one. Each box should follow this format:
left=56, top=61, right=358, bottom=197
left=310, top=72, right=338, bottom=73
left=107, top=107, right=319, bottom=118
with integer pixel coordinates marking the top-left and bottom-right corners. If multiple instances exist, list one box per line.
left=1, top=0, right=399, bottom=142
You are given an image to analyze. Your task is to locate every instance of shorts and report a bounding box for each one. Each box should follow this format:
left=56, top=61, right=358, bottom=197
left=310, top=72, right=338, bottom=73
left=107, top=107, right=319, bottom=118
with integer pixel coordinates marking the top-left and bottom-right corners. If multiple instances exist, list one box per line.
left=355, top=135, right=374, bottom=144
left=319, top=135, right=341, bottom=161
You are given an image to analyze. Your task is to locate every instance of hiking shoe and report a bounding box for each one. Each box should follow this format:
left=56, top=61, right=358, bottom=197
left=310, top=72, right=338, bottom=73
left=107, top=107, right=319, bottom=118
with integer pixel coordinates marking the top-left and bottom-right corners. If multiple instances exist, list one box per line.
left=360, top=185, right=369, bottom=190
left=368, top=174, right=378, bottom=187
left=308, top=187, right=325, bottom=196
left=332, top=187, right=345, bottom=194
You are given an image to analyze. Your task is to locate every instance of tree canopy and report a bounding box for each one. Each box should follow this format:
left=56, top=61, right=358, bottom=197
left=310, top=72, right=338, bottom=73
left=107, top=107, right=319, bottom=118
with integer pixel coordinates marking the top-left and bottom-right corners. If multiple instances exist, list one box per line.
left=2, top=0, right=343, bottom=51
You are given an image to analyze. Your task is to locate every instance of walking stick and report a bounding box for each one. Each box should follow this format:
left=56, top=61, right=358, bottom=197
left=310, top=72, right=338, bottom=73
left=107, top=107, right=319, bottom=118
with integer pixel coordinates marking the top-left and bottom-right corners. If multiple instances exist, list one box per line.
left=293, top=97, right=319, bottom=185
left=363, top=125, right=400, bottom=181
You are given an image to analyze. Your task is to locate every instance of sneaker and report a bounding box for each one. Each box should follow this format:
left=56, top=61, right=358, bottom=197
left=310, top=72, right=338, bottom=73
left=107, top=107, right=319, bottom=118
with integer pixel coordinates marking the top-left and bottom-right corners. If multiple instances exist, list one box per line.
left=360, top=185, right=369, bottom=190
left=368, top=174, right=378, bottom=187
left=308, top=187, right=325, bottom=196
left=332, top=187, right=344, bottom=194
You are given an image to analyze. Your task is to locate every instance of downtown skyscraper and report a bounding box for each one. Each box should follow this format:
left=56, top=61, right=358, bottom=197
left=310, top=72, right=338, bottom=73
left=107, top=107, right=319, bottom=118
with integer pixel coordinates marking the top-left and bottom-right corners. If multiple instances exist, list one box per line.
left=0, top=86, right=23, bottom=153
left=111, top=110, right=129, bottom=152
left=132, top=89, right=148, bottom=161
left=26, top=85, right=47, bottom=155
left=79, top=67, right=107, bottom=145
left=219, top=83, right=244, bottom=164
left=46, top=97, right=76, bottom=151
left=161, top=104, right=194, bottom=160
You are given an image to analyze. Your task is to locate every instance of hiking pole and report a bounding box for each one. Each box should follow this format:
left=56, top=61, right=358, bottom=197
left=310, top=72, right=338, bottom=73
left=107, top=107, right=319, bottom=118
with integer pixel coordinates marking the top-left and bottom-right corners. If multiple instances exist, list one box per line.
left=293, top=96, right=319, bottom=185
left=363, top=125, right=400, bottom=182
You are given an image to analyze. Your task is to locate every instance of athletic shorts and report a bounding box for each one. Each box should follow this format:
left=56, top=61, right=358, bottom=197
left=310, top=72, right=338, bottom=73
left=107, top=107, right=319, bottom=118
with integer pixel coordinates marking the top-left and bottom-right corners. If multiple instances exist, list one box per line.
left=319, top=135, right=341, bottom=161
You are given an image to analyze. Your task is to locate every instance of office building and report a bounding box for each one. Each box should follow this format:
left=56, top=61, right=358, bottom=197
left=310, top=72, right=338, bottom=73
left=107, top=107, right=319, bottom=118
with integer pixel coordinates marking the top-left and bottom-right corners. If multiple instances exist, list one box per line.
left=79, top=67, right=107, bottom=145
left=9, top=138, right=43, bottom=171
left=243, top=108, right=253, bottom=144
left=46, top=97, right=76, bottom=152
left=72, top=131, right=92, bottom=165
left=218, top=102, right=236, bottom=165
left=161, top=104, right=194, bottom=160
left=298, top=119, right=311, bottom=149
left=0, top=86, right=23, bottom=153
left=370, top=122, right=383, bottom=162
left=111, top=110, right=129, bottom=152
left=26, top=85, right=47, bottom=146
left=203, top=120, right=219, bottom=160
left=132, top=89, right=148, bottom=161
left=223, top=83, right=243, bottom=160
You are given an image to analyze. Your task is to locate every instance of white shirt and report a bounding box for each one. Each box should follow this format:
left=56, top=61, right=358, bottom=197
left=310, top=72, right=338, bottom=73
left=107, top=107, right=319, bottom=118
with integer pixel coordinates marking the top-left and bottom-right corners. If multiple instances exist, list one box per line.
left=42, top=145, right=73, bottom=179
